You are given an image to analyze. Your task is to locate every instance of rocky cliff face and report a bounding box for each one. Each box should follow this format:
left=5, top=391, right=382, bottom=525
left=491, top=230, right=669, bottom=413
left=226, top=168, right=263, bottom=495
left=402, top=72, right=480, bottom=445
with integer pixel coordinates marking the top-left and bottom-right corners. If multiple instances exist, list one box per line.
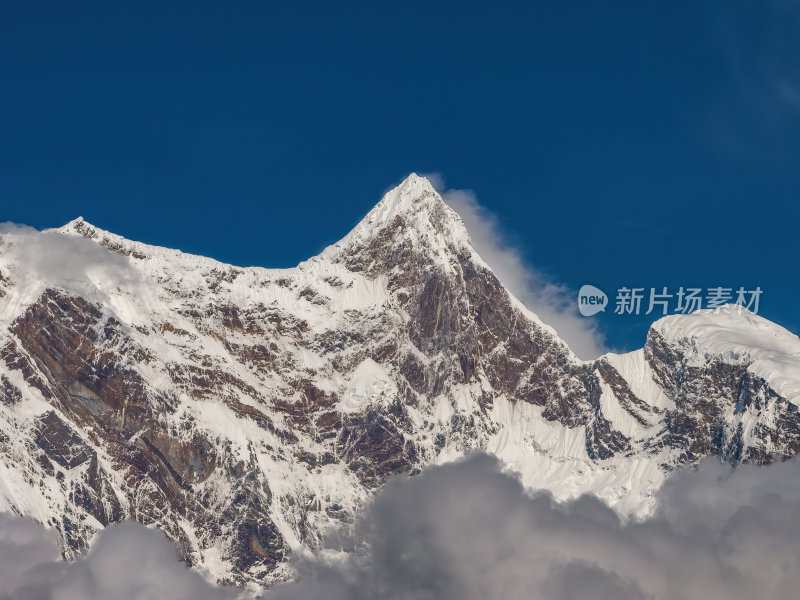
left=0, top=174, right=798, bottom=585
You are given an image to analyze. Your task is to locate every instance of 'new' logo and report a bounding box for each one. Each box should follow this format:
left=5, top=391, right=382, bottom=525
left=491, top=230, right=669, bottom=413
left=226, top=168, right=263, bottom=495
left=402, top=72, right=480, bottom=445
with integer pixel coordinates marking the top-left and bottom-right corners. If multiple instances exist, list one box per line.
left=578, top=285, right=607, bottom=316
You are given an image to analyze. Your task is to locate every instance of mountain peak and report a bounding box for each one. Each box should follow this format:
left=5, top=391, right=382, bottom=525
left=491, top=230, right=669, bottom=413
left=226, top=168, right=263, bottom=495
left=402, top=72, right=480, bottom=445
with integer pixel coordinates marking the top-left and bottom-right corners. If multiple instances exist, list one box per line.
left=359, top=173, right=449, bottom=230
left=64, top=216, right=85, bottom=227
left=392, top=172, right=439, bottom=200
left=58, top=216, right=100, bottom=239
left=321, top=173, right=471, bottom=263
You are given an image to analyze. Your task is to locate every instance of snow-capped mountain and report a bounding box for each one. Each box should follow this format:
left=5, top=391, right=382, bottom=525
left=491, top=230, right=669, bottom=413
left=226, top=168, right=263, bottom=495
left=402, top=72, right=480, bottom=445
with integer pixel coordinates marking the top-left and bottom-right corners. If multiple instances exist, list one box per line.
left=1, top=174, right=799, bottom=585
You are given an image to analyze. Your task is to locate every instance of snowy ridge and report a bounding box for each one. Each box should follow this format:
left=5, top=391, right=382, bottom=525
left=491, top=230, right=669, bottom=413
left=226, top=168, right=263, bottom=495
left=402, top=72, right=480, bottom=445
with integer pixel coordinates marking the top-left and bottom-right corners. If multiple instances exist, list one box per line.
left=652, top=305, right=800, bottom=405
left=0, top=174, right=798, bottom=585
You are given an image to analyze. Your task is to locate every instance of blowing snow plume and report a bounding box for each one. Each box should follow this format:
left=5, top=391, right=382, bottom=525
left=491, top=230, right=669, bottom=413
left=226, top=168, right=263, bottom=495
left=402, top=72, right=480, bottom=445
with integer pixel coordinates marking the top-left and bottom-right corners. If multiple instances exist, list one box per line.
left=429, top=177, right=608, bottom=360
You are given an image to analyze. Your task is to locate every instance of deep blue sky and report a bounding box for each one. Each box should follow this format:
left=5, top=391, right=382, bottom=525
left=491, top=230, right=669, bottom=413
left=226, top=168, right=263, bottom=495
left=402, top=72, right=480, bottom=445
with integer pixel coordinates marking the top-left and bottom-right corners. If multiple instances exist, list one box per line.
left=2, top=1, right=799, bottom=352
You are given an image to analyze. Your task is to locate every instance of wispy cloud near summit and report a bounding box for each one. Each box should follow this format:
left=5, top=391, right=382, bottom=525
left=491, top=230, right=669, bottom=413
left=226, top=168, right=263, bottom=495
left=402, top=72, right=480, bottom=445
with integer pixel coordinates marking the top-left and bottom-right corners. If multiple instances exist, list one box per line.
left=0, top=222, right=139, bottom=295
left=425, top=174, right=608, bottom=359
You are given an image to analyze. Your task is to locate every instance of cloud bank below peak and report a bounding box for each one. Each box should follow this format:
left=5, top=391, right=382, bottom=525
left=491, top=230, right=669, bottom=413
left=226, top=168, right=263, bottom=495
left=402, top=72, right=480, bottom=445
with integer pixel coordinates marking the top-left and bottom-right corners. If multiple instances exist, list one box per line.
left=3, top=455, right=800, bottom=599
left=267, top=453, right=800, bottom=600
left=0, top=518, right=234, bottom=600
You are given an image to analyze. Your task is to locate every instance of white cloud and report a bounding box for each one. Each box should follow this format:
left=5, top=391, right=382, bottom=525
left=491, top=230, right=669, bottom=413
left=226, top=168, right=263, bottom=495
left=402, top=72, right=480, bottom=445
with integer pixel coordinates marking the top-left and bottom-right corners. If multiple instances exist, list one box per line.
left=3, top=456, right=800, bottom=599
left=0, top=519, right=234, bottom=600
left=266, top=453, right=800, bottom=600
left=424, top=175, right=608, bottom=359
left=0, top=514, right=61, bottom=596
left=0, top=222, right=139, bottom=297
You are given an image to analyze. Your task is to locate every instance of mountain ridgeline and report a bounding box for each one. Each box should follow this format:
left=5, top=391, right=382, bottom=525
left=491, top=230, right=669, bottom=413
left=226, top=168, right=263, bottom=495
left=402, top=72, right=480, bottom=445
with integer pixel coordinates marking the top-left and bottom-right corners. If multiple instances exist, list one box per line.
left=1, top=174, right=799, bottom=584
